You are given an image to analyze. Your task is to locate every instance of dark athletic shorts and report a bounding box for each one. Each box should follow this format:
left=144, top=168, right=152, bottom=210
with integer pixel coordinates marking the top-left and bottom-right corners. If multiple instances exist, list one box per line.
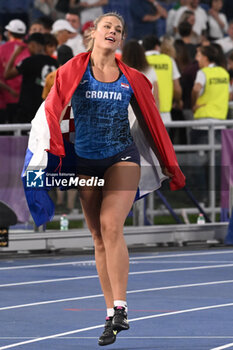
left=76, top=142, right=140, bottom=178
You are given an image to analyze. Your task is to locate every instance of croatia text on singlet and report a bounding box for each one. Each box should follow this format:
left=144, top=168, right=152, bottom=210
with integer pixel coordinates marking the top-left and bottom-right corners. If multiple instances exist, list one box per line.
left=71, top=63, right=134, bottom=159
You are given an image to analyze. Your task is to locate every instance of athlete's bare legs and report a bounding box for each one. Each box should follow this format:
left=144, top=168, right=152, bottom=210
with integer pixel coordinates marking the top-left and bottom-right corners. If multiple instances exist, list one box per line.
left=78, top=162, right=140, bottom=305
left=79, top=185, right=114, bottom=309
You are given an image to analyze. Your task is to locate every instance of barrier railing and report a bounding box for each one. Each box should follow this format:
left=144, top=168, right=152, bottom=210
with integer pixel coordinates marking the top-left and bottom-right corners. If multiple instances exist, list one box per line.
left=0, top=123, right=31, bottom=136
left=164, top=120, right=233, bottom=222
left=1, top=120, right=233, bottom=225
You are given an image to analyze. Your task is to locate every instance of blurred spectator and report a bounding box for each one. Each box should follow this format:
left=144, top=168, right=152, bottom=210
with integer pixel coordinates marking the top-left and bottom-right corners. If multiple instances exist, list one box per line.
left=37, top=15, right=54, bottom=32
left=77, top=0, right=108, bottom=26
left=179, top=8, right=195, bottom=24
left=191, top=45, right=229, bottom=131
left=142, top=34, right=182, bottom=123
left=130, top=0, right=167, bottom=40
left=28, top=19, right=45, bottom=34
left=211, top=42, right=227, bottom=68
left=222, top=0, right=233, bottom=22
left=190, top=44, right=230, bottom=192
left=0, top=26, right=5, bottom=45
left=228, top=51, right=233, bottom=72
left=160, top=35, right=176, bottom=58
left=122, top=39, right=160, bottom=109
left=0, top=19, right=30, bottom=124
left=178, top=10, right=200, bottom=44
left=178, top=21, right=197, bottom=60
left=174, top=0, right=208, bottom=43
left=4, top=33, right=58, bottom=123
left=0, top=79, right=18, bottom=124
left=207, top=0, right=228, bottom=41
left=174, top=39, right=198, bottom=122
left=227, top=51, right=233, bottom=98
left=81, top=21, right=94, bottom=50
left=0, top=0, right=31, bottom=28
left=55, top=0, right=75, bottom=18
left=42, top=44, right=73, bottom=99
left=51, top=19, right=76, bottom=51
left=166, top=0, right=189, bottom=35
left=44, top=33, right=58, bottom=57
left=33, top=0, right=55, bottom=18
left=215, top=20, right=233, bottom=55
left=65, top=8, right=85, bottom=55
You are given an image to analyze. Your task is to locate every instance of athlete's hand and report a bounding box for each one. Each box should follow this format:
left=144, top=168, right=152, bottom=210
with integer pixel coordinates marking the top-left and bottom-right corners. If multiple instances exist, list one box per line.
left=162, top=167, right=173, bottom=178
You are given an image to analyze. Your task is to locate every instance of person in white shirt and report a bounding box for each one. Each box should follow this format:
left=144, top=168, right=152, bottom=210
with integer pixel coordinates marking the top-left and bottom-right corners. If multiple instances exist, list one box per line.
left=208, top=0, right=228, bottom=40
left=166, top=0, right=189, bottom=36
left=78, top=0, right=108, bottom=26
left=51, top=19, right=76, bottom=48
left=65, top=8, right=86, bottom=55
left=215, top=20, right=233, bottom=55
left=174, top=0, right=208, bottom=43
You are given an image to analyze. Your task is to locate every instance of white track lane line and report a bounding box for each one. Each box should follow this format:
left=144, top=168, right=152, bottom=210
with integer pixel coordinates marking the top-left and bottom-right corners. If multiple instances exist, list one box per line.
left=0, top=260, right=96, bottom=271
left=210, top=342, right=233, bottom=350
left=130, top=250, right=233, bottom=260
left=1, top=250, right=233, bottom=271
left=1, top=336, right=233, bottom=340
left=1, top=279, right=233, bottom=311
left=1, top=263, right=233, bottom=288
left=1, top=302, right=233, bottom=349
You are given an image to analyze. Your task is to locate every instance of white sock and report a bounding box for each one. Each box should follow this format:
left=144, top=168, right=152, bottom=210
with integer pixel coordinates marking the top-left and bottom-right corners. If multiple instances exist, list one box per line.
left=107, top=308, right=114, bottom=318
left=114, top=300, right=128, bottom=313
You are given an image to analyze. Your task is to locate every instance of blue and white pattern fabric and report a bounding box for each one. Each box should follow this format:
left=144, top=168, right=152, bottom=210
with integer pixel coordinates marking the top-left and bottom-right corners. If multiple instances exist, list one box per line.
left=71, top=64, right=134, bottom=159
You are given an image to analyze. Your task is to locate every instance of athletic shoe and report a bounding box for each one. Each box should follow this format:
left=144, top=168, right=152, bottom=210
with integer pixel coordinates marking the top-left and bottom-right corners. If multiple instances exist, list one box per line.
left=98, top=316, right=117, bottom=346
left=112, top=306, right=130, bottom=332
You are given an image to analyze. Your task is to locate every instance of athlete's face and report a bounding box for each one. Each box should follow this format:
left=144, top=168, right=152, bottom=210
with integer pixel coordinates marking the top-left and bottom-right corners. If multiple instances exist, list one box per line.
left=92, top=16, right=123, bottom=51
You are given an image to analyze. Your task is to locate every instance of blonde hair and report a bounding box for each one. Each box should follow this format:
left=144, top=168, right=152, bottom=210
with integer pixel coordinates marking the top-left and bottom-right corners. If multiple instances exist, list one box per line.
left=160, top=35, right=176, bottom=59
left=87, top=12, right=125, bottom=51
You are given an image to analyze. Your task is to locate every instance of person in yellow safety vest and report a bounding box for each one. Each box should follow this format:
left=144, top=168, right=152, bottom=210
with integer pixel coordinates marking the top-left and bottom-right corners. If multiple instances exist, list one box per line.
left=142, top=34, right=182, bottom=124
left=191, top=44, right=230, bottom=137
left=191, top=44, right=230, bottom=200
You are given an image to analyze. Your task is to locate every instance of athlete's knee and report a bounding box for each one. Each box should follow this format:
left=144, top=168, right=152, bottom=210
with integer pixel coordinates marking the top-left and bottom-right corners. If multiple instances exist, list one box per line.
left=91, top=229, right=105, bottom=251
left=100, top=217, right=121, bottom=244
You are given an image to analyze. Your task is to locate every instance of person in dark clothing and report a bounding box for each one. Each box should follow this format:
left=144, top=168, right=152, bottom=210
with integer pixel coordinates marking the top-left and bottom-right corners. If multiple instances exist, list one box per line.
left=222, top=0, right=233, bottom=22
left=4, top=33, right=58, bottom=123
left=178, top=21, right=197, bottom=61
left=130, top=0, right=167, bottom=40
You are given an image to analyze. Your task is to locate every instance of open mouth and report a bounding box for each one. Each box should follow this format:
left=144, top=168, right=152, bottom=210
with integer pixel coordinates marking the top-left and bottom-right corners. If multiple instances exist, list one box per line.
left=105, top=37, right=115, bottom=42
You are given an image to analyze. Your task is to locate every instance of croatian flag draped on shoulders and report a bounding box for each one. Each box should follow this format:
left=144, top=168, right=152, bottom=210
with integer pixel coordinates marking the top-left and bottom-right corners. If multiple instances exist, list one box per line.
left=22, top=51, right=185, bottom=226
